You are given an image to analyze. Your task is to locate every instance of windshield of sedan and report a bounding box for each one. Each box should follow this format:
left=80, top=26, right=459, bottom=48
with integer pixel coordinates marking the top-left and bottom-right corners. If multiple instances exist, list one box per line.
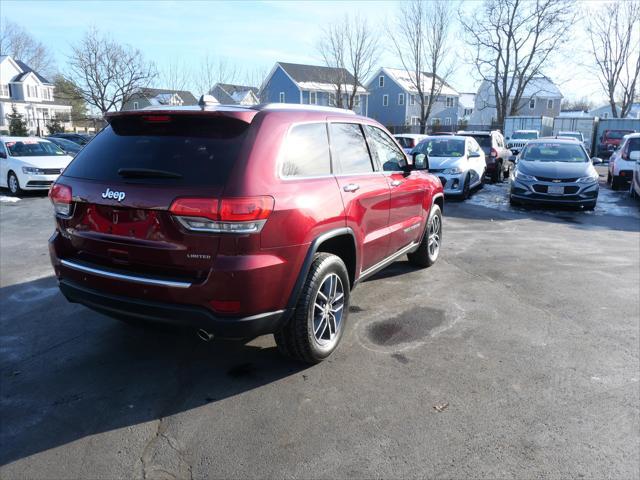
left=416, top=138, right=465, bottom=157
left=512, top=131, right=538, bottom=140
left=5, top=140, right=66, bottom=157
left=520, top=143, right=588, bottom=163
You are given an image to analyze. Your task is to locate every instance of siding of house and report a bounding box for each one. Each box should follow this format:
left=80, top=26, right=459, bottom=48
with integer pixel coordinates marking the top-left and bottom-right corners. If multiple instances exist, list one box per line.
left=261, top=66, right=300, bottom=103
left=366, top=73, right=406, bottom=127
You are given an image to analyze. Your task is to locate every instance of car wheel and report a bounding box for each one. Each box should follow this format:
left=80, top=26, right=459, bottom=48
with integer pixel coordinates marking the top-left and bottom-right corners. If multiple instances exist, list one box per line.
left=462, top=173, right=471, bottom=199
left=7, top=172, right=22, bottom=196
left=509, top=195, right=520, bottom=207
left=584, top=201, right=596, bottom=211
left=407, top=204, right=442, bottom=268
left=607, top=171, right=612, bottom=185
left=611, top=176, right=620, bottom=190
left=492, top=162, right=504, bottom=183
left=274, top=252, right=349, bottom=364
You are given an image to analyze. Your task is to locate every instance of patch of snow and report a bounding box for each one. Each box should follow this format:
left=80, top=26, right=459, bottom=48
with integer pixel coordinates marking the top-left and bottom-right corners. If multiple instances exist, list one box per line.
left=0, top=196, right=20, bottom=203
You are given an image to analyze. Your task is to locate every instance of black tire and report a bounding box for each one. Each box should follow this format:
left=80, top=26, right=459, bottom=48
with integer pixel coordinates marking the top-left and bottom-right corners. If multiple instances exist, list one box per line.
left=611, top=175, right=620, bottom=190
left=584, top=201, right=596, bottom=211
left=509, top=195, right=520, bottom=207
left=492, top=162, right=504, bottom=183
left=7, top=171, right=22, bottom=196
left=607, top=171, right=612, bottom=185
left=274, top=252, right=350, bottom=364
left=407, top=204, right=442, bottom=268
left=462, top=173, right=471, bottom=199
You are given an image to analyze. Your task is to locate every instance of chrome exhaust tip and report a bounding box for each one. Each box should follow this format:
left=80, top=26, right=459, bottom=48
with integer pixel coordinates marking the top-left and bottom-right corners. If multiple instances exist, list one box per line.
left=197, top=329, right=214, bottom=342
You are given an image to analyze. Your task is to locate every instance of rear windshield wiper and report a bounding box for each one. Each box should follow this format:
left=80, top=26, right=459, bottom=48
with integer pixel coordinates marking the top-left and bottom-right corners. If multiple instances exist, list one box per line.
left=117, top=168, right=182, bottom=179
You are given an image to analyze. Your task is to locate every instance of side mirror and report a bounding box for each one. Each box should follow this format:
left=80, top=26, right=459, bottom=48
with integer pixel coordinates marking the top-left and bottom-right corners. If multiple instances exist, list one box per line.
left=413, top=153, right=428, bottom=170
left=0, top=152, right=6, bottom=159
left=591, top=157, right=603, bottom=165
left=629, top=151, right=640, bottom=161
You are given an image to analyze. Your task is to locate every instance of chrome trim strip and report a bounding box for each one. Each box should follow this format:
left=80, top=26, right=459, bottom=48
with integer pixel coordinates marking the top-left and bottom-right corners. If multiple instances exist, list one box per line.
left=358, top=241, right=419, bottom=282
left=60, top=259, right=192, bottom=289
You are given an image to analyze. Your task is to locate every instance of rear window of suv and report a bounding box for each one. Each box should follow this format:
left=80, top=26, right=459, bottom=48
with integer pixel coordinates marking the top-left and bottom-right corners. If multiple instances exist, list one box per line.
left=62, top=115, right=249, bottom=185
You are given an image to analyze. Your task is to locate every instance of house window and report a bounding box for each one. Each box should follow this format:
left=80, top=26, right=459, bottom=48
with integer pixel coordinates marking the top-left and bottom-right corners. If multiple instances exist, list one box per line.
left=379, top=76, right=384, bottom=87
left=383, top=94, right=388, bottom=107
left=133, top=101, right=139, bottom=110
left=398, top=93, right=404, bottom=105
left=329, top=93, right=335, bottom=106
left=547, top=99, right=553, bottom=109
left=409, top=94, right=415, bottom=106
left=279, top=92, right=285, bottom=103
left=444, top=117, right=451, bottom=125
left=0, top=84, right=9, bottom=97
left=309, top=91, right=317, bottom=105
left=354, top=95, right=360, bottom=107
left=529, top=98, right=536, bottom=109
left=431, top=118, right=440, bottom=126
left=603, top=112, right=609, bottom=119
left=446, top=97, right=454, bottom=108
left=411, top=116, right=420, bottom=126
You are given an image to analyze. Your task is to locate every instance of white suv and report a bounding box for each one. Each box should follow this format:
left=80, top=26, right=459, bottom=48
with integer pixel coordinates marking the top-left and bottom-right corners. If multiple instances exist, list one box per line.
left=608, top=133, right=639, bottom=190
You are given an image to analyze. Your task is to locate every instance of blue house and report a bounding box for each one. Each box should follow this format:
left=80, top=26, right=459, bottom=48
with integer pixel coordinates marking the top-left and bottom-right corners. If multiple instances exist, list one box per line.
left=259, top=62, right=369, bottom=116
left=366, top=67, right=460, bottom=130
left=589, top=103, right=640, bottom=119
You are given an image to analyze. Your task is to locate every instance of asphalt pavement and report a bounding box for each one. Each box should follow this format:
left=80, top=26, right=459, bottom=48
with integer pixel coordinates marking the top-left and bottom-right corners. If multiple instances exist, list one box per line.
left=1, top=173, right=639, bottom=479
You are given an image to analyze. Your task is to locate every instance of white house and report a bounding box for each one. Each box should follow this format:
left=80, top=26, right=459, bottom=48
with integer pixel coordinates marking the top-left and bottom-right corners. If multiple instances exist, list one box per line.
left=458, top=92, right=476, bottom=123
left=209, top=83, right=259, bottom=105
left=470, top=76, right=563, bottom=126
left=0, top=55, right=72, bottom=135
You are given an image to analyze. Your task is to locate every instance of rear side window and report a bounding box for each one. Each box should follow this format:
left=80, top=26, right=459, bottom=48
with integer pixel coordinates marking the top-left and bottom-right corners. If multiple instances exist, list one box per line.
left=62, top=116, right=249, bottom=185
left=281, top=123, right=331, bottom=177
left=626, top=137, right=640, bottom=153
left=330, top=123, right=374, bottom=174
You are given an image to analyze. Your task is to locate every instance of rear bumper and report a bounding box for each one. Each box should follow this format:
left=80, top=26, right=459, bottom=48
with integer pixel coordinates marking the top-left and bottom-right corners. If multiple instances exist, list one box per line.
left=59, top=279, right=289, bottom=337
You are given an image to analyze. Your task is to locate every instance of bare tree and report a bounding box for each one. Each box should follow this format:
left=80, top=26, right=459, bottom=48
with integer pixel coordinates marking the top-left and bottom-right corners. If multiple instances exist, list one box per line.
left=0, top=19, right=54, bottom=75
left=66, top=28, right=157, bottom=114
left=243, top=65, right=269, bottom=89
left=160, top=59, right=192, bottom=92
left=387, top=0, right=454, bottom=133
left=193, top=54, right=240, bottom=96
left=587, top=1, right=640, bottom=118
left=317, top=14, right=381, bottom=110
left=461, top=0, right=576, bottom=126
left=561, top=96, right=594, bottom=112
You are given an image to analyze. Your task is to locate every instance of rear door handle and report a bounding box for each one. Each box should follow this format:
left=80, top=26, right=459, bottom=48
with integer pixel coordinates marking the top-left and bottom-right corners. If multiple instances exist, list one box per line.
left=391, top=180, right=403, bottom=187
left=343, top=183, right=360, bottom=192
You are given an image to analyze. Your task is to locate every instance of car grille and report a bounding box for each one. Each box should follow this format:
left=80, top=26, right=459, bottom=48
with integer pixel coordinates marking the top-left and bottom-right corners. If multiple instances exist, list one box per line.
left=42, top=168, right=62, bottom=175
left=534, top=176, right=579, bottom=182
left=532, top=185, right=579, bottom=194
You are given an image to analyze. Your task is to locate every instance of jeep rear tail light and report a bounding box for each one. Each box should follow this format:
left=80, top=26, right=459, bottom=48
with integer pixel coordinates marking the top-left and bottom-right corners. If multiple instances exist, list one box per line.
left=49, top=183, right=72, bottom=216
left=491, top=148, right=498, bottom=157
left=169, top=196, right=274, bottom=233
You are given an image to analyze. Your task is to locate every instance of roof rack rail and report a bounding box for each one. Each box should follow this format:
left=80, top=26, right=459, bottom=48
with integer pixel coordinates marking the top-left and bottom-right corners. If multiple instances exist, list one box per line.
left=255, top=103, right=357, bottom=115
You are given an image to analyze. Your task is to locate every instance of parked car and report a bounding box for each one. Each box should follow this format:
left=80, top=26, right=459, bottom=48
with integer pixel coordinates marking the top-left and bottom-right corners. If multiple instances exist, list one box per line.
left=509, top=138, right=601, bottom=210
left=457, top=130, right=512, bottom=183
left=557, top=131, right=584, bottom=144
left=411, top=135, right=485, bottom=198
left=47, top=133, right=93, bottom=146
left=46, top=136, right=83, bottom=157
left=631, top=149, right=640, bottom=199
left=0, top=136, right=74, bottom=195
left=49, top=103, right=444, bottom=364
left=506, top=130, right=539, bottom=155
left=597, top=129, right=635, bottom=159
left=393, top=134, right=429, bottom=154
left=608, top=133, right=640, bottom=190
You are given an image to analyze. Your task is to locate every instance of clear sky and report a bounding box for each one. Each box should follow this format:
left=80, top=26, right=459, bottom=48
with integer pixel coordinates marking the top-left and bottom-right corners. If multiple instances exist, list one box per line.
left=2, top=0, right=602, bottom=103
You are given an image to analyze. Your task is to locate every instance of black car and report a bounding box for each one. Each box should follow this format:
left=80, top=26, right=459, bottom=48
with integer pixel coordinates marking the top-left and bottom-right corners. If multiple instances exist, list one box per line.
left=47, top=133, right=93, bottom=146
left=509, top=139, right=602, bottom=210
left=45, top=136, right=83, bottom=157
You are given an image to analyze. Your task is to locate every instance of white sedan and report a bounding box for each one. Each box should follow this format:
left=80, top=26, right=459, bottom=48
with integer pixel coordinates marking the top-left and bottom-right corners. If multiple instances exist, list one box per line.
left=608, top=132, right=639, bottom=190
left=411, top=135, right=486, bottom=198
left=0, top=136, right=74, bottom=195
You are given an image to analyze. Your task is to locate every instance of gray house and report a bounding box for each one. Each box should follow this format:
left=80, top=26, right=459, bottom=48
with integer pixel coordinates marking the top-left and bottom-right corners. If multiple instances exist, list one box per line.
left=589, top=103, right=640, bottom=119
left=365, top=67, right=460, bottom=129
left=122, top=88, right=197, bottom=111
left=209, top=83, right=259, bottom=105
left=470, top=76, right=563, bottom=126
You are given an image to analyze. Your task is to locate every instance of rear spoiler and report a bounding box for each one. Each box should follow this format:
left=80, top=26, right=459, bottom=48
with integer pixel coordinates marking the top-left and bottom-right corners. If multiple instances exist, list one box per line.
left=104, top=107, right=258, bottom=124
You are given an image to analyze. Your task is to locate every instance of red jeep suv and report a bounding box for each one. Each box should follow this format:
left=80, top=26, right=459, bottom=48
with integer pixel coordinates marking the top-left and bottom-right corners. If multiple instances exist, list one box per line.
left=49, top=102, right=444, bottom=363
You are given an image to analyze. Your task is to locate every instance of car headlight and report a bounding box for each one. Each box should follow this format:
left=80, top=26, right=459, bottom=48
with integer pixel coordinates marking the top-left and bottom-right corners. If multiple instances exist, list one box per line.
left=443, top=167, right=463, bottom=175
left=577, top=172, right=599, bottom=183
left=22, top=167, right=46, bottom=175
left=514, top=170, right=535, bottom=181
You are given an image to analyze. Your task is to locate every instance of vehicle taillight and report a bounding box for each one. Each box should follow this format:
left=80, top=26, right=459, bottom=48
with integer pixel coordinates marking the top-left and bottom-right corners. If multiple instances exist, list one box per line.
left=49, top=183, right=72, bottom=216
left=491, top=148, right=498, bottom=157
left=169, top=196, right=274, bottom=233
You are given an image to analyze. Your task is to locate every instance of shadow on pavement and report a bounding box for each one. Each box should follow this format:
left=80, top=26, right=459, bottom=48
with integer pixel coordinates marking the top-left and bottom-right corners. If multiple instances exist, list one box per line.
left=0, top=276, right=307, bottom=466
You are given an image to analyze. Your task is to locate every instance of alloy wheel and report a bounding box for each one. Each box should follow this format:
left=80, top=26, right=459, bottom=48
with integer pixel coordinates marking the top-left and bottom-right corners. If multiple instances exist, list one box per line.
left=428, top=214, right=441, bottom=258
left=8, top=174, right=18, bottom=194
left=312, top=273, right=345, bottom=347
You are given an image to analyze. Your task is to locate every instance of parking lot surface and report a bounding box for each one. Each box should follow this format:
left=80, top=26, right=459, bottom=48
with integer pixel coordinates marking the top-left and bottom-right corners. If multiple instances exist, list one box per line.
left=1, top=172, right=639, bottom=479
